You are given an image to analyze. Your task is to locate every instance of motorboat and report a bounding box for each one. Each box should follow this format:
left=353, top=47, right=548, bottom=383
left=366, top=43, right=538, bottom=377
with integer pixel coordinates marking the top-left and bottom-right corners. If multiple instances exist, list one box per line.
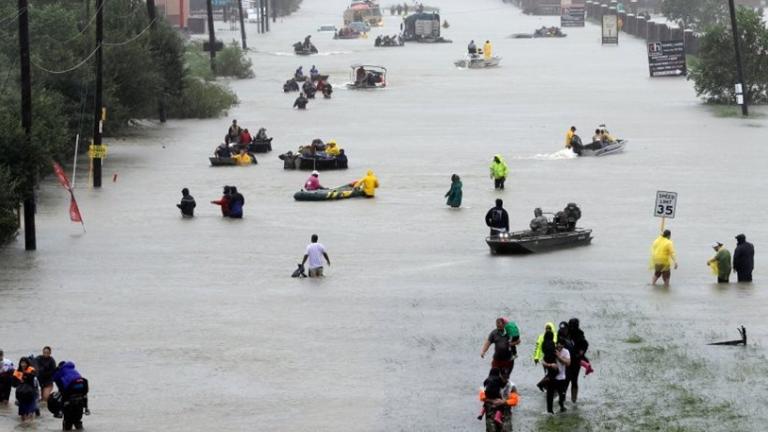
left=293, top=42, right=318, bottom=55
left=487, top=228, right=593, bottom=254
left=247, top=138, right=273, bottom=153
left=577, top=139, right=627, bottom=157
left=346, top=64, right=387, bottom=89
left=279, top=152, right=348, bottom=170
left=455, top=55, right=501, bottom=68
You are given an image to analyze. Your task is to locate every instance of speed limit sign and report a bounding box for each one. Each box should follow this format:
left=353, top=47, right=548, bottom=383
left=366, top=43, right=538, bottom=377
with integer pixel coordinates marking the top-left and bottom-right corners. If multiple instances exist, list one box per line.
left=654, top=191, right=677, bottom=219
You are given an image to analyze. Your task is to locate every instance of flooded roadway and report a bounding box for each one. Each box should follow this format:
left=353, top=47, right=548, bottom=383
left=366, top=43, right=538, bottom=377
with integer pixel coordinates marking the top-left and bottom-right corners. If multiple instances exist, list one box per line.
left=1, top=0, right=767, bottom=430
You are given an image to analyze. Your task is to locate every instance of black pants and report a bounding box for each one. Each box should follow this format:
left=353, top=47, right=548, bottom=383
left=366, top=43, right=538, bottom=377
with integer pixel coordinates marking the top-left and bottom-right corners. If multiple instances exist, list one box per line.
left=546, top=379, right=566, bottom=413
left=737, top=272, right=752, bottom=282
left=63, top=402, right=84, bottom=430
left=494, top=177, right=505, bottom=190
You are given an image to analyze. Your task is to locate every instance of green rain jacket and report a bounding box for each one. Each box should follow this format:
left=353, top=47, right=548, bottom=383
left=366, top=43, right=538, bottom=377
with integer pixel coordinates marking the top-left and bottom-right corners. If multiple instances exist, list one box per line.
left=533, top=322, right=557, bottom=362
left=490, top=155, right=509, bottom=179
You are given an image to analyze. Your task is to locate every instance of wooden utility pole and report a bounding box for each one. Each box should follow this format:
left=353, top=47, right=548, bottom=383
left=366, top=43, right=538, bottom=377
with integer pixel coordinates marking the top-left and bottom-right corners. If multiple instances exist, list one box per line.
left=272, top=0, right=276, bottom=23
left=264, top=0, right=269, bottom=31
left=237, top=0, right=247, bottom=49
left=206, top=0, right=216, bottom=73
left=18, top=0, right=36, bottom=250
left=92, top=0, right=104, bottom=188
left=146, top=0, right=156, bottom=23
left=727, top=0, right=748, bottom=116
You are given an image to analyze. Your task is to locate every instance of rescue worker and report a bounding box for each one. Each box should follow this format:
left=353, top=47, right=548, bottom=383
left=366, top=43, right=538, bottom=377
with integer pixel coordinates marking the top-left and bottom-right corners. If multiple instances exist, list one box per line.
left=733, top=234, right=755, bottom=282
left=232, top=148, right=254, bottom=165
left=239, top=128, right=252, bottom=147
left=707, top=242, right=732, bottom=283
left=53, top=362, right=89, bottom=431
left=651, top=229, right=678, bottom=288
left=533, top=322, right=558, bottom=366
left=177, top=188, right=196, bottom=217
left=326, top=140, right=341, bottom=156
left=483, top=40, right=492, bottom=60
left=489, top=155, right=508, bottom=190
left=304, top=171, right=325, bottom=191
left=211, top=186, right=232, bottom=217
left=294, top=93, right=309, bottom=110
left=530, top=208, right=549, bottom=233
left=565, top=126, right=576, bottom=148
left=354, top=170, right=379, bottom=198
left=228, top=186, right=245, bottom=218
left=468, top=40, right=477, bottom=55
left=227, top=120, right=242, bottom=144
left=485, top=199, right=509, bottom=237
left=444, top=174, right=462, bottom=208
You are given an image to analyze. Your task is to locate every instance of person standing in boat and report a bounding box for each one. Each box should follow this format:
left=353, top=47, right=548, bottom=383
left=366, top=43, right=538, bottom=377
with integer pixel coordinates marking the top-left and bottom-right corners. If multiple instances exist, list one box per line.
left=177, top=188, right=196, bottom=217
left=733, top=234, right=754, bottom=282
left=227, top=120, right=241, bottom=144
left=489, top=155, right=508, bottom=190
left=468, top=40, right=477, bottom=56
left=651, top=229, right=677, bottom=288
left=485, top=199, right=509, bottom=237
left=444, top=174, right=462, bottom=208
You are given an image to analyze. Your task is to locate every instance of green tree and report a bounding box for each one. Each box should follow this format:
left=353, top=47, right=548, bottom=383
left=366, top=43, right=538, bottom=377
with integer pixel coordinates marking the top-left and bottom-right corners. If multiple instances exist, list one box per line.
left=688, top=7, right=768, bottom=104
left=661, top=0, right=728, bottom=31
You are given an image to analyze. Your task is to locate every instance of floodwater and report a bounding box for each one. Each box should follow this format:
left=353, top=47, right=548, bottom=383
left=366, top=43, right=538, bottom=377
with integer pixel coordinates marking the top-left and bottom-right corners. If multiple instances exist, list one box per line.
left=2, top=0, right=767, bottom=430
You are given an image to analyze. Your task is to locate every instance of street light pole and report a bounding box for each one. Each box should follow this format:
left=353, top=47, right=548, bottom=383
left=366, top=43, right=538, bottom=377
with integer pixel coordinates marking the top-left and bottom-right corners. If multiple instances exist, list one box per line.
left=727, top=0, right=748, bottom=116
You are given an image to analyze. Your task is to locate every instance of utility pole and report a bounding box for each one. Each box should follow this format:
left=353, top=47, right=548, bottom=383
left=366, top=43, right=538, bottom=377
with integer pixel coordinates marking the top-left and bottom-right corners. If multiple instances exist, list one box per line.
left=146, top=0, right=156, bottom=23
left=272, top=0, right=276, bottom=23
left=264, top=0, right=269, bottom=31
left=237, top=0, right=247, bottom=49
left=92, top=0, right=104, bottom=188
left=206, top=0, right=216, bottom=73
left=728, top=0, right=748, bottom=116
left=18, top=0, right=36, bottom=250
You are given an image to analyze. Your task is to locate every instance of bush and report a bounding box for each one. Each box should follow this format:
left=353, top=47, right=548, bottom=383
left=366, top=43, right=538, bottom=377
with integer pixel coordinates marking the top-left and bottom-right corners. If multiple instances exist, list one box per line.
left=0, top=166, right=19, bottom=244
left=215, top=43, right=255, bottom=79
left=166, top=77, right=239, bottom=119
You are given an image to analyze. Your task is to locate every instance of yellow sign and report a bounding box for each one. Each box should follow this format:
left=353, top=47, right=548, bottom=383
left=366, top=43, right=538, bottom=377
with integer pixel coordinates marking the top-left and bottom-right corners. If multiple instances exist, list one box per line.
left=88, top=144, right=108, bottom=159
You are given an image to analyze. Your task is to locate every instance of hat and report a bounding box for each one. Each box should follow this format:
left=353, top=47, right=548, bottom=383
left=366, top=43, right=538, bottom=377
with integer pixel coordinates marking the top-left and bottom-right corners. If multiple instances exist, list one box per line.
left=711, top=242, right=722, bottom=248
left=311, top=170, right=319, bottom=176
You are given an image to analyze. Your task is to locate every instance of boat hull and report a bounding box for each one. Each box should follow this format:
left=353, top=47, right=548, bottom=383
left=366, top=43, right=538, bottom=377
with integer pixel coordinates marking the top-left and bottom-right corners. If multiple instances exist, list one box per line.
left=578, top=139, right=627, bottom=157
left=247, top=138, right=272, bottom=153
left=455, top=56, right=502, bottom=68
left=486, top=229, right=593, bottom=254
left=293, top=185, right=364, bottom=201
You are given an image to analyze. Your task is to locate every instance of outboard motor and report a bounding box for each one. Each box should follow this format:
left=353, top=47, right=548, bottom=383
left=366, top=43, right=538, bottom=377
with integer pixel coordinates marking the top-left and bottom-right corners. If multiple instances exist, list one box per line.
left=563, top=203, right=581, bottom=231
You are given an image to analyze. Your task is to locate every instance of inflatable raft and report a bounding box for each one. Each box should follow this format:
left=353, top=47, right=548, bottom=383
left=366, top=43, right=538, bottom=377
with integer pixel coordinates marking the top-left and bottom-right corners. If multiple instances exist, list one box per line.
left=294, top=184, right=364, bottom=201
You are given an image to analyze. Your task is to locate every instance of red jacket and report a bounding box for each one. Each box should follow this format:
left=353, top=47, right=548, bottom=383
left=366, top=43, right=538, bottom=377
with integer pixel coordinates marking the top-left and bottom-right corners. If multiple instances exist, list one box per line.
left=239, top=131, right=252, bottom=145
left=212, top=195, right=231, bottom=216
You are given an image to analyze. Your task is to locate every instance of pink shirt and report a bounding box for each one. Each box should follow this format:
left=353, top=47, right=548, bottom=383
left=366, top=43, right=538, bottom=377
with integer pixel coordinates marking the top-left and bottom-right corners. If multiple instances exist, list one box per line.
left=304, top=176, right=321, bottom=191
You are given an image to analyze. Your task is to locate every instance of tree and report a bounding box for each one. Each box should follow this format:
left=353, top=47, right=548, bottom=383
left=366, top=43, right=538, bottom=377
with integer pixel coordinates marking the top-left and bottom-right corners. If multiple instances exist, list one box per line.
left=661, top=0, right=728, bottom=31
left=688, top=7, right=768, bottom=104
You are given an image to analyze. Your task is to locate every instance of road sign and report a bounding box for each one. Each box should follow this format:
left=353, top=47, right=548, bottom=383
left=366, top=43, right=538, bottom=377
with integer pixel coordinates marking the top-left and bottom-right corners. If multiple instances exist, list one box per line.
left=602, top=14, right=619, bottom=44
left=561, top=0, right=585, bottom=27
left=88, top=144, right=108, bottom=159
left=654, top=191, right=677, bottom=219
left=647, top=40, right=686, bottom=77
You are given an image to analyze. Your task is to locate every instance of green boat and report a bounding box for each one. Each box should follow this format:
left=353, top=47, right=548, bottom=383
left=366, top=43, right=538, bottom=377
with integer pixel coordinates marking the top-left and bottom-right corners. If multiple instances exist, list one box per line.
left=293, top=184, right=364, bottom=201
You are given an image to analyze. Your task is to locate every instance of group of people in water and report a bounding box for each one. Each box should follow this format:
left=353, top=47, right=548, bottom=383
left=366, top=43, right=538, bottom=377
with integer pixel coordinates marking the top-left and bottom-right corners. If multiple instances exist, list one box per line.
left=0, top=347, right=89, bottom=430
left=478, top=317, right=592, bottom=430
left=175, top=185, right=245, bottom=218
left=214, top=119, right=271, bottom=164
left=374, top=34, right=404, bottom=46
left=650, top=229, right=755, bottom=288
left=286, top=66, right=333, bottom=109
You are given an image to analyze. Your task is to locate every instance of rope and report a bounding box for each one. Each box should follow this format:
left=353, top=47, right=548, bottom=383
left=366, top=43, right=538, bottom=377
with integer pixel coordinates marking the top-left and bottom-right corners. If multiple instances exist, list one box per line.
left=103, top=17, right=157, bottom=46
left=31, top=44, right=100, bottom=75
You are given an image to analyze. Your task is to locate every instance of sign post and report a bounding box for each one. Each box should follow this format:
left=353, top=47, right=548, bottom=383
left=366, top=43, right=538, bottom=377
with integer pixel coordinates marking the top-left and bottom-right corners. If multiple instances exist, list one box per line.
left=647, top=40, right=687, bottom=77
left=654, top=190, right=678, bottom=232
left=602, top=14, right=619, bottom=45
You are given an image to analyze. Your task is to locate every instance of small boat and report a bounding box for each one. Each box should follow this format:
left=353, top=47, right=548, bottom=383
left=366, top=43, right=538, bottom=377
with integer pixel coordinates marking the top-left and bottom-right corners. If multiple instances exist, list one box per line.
left=293, top=42, right=318, bottom=55
left=310, top=74, right=329, bottom=82
left=294, top=184, right=364, bottom=201
left=209, top=156, right=258, bottom=166
left=279, top=152, right=348, bottom=170
left=374, top=37, right=405, bottom=47
left=247, top=138, right=273, bottom=153
left=575, top=139, right=627, bottom=157
left=486, top=228, right=593, bottom=254
left=346, top=64, right=387, bottom=89
left=455, top=56, right=502, bottom=68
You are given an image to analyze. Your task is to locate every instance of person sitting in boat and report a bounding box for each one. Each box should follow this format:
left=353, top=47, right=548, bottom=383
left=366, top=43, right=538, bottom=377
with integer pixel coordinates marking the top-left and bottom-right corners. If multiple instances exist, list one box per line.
left=227, top=120, right=242, bottom=144
left=326, top=140, right=340, bottom=156
left=294, top=93, right=308, bottom=109
left=468, top=40, right=477, bottom=56
left=322, top=82, right=333, bottom=98
left=215, top=142, right=232, bottom=158
left=310, top=65, right=319, bottom=79
left=233, top=148, right=254, bottom=165
left=366, top=72, right=379, bottom=87
left=355, top=67, right=367, bottom=84
left=354, top=170, right=379, bottom=198
left=591, top=128, right=602, bottom=144
left=311, top=138, right=326, bottom=154
left=303, top=35, right=312, bottom=50
left=599, top=127, right=615, bottom=143
left=295, top=66, right=305, bottom=81
left=239, top=128, right=252, bottom=147
left=565, top=126, right=576, bottom=149
left=530, top=208, right=549, bottom=234
left=375, top=35, right=383, bottom=46
left=304, top=171, right=326, bottom=191
left=302, top=80, right=316, bottom=99
left=255, top=128, right=268, bottom=141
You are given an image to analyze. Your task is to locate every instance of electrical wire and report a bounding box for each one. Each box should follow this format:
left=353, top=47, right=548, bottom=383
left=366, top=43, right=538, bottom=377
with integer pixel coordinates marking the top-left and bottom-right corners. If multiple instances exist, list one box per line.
left=30, top=44, right=100, bottom=75
left=103, top=17, right=157, bottom=46
left=0, top=7, right=25, bottom=26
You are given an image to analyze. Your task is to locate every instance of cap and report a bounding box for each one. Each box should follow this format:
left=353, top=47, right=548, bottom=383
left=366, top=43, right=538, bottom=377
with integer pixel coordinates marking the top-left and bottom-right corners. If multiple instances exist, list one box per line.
left=311, top=170, right=319, bottom=176
left=711, top=242, right=722, bottom=248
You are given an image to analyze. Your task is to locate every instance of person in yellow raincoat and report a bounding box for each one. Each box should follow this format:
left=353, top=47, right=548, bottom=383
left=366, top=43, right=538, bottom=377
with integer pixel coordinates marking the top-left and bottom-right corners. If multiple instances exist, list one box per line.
left=565, top=126, right=576, bottom=148
left=490, top=155, right=508, bottom=190
left=354, top=170, right=379, bottom=197
left=533, top=322, right=557, bottom=365
left=326, top=140, right=341, bottom=156
left=651, top=229, right=677, bottom=288
left=483, top=40, right=492, bottom=60
left=232, top=149, right=254, bottom=165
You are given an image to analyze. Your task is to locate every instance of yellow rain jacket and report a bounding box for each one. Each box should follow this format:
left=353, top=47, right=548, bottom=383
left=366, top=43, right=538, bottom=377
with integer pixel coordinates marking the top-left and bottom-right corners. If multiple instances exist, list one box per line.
left=483, top=41, right=492, bottom=60
left=233, top=152, right=253, bottom=165
left=565, top=129, right=574, bottom=147
left=490, top=155, right=509, bottom=179
left=355, top=170, right=379, bottom=197
left=326, top=142, right=340, bottom=156
left=533, top=322, right=557, bottom=362
left=651, top=235, right=676, bottom=271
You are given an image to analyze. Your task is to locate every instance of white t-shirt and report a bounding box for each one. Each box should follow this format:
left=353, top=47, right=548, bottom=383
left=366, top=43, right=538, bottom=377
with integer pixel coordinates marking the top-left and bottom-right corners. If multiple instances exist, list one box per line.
left=306, top=243, right=327, bottom=269
left=556, top=348, right=570, bottom=380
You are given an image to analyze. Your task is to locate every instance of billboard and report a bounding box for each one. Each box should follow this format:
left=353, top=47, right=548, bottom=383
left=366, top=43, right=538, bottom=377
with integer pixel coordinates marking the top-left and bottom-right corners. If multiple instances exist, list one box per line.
left=647, top=40, right=687, bottom=77
left=561, top=0, right=585, bottom=27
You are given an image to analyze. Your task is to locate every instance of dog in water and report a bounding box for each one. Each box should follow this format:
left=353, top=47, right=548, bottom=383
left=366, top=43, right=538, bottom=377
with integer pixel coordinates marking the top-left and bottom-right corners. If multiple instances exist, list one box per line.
left=291, top=263, right=307, bottom=278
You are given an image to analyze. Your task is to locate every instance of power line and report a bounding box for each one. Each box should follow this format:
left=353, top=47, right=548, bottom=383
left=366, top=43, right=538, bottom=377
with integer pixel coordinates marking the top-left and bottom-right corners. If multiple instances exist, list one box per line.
left=30, top=44, right=100, bottom=75
left=0, top=7, right=25, bottom=26
left=35, top=0, right=109, bottom=45
left=103, top=17, right=157, bottom=46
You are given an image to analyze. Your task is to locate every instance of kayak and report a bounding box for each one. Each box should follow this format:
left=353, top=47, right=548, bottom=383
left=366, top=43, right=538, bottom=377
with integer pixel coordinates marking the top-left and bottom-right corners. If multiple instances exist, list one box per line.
left=294, top=184, right=365, bottom=201
left=486, top=228, right=593, bottom=254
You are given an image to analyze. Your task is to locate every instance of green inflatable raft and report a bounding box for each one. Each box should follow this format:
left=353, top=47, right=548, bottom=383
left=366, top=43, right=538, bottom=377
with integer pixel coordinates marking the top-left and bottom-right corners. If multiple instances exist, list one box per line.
left=293, top=184, right=365, bottom=201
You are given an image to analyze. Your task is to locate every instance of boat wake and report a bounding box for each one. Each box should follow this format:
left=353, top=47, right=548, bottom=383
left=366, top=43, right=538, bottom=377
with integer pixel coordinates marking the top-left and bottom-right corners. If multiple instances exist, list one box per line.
left=270, top=51, right=351, bottom=57
left=519, top=148, right=578, bottom=160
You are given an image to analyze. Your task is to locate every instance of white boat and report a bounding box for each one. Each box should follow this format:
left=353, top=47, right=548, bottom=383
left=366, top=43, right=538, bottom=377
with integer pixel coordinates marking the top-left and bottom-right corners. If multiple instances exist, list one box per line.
left=454, top=55, right=501, bottom=69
